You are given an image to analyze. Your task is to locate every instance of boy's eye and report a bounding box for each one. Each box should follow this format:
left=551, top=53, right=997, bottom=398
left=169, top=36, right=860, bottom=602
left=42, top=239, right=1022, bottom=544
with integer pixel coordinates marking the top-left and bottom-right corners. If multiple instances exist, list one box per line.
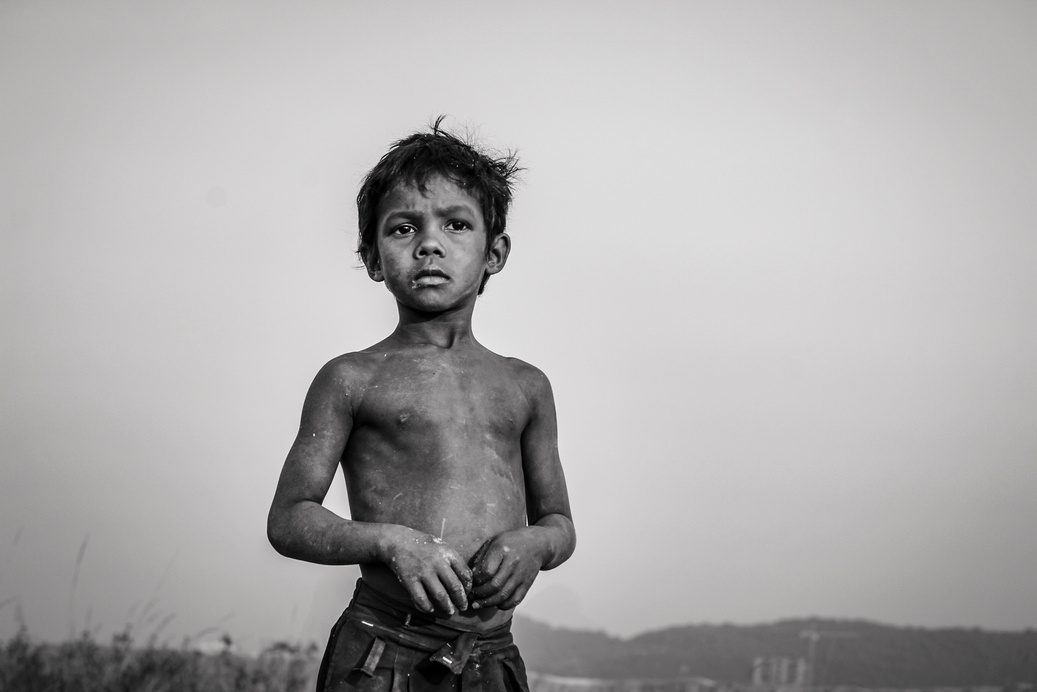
left=391, top=224, right=416, bottom=236
left=445, top=220, right=470, bottom=232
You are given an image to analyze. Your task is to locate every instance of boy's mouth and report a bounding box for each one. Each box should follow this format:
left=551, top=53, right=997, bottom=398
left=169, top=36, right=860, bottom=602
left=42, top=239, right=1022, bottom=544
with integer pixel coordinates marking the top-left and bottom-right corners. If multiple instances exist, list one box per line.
left=413, top=268, right=449, bottom=287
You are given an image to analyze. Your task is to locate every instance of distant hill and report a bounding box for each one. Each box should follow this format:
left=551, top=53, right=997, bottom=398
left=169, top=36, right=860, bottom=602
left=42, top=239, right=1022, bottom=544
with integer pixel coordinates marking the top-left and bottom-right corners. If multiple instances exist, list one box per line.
left=512, top=616, right=1037, bottom=687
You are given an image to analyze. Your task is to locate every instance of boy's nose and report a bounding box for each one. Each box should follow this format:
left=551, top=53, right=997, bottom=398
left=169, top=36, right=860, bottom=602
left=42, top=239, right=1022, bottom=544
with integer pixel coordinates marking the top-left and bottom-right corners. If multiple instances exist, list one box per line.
left=415, top=229, right=446, bottom=257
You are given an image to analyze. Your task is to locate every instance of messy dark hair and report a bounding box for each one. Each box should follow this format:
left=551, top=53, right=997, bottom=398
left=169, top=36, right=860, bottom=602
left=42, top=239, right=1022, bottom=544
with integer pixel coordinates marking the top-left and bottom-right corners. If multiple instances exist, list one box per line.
left=356, top=117, right=522, bottom=293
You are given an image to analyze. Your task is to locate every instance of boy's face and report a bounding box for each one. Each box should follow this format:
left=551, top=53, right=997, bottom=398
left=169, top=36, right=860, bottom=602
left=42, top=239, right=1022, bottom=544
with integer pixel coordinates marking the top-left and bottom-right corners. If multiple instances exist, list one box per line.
left=368, top=174, right=509, bottom=313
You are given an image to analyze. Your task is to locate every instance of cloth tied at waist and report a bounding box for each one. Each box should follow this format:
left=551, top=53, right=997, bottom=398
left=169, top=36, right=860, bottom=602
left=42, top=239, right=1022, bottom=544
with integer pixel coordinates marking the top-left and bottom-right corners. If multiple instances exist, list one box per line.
left=316, top=579, right=528, bottom=692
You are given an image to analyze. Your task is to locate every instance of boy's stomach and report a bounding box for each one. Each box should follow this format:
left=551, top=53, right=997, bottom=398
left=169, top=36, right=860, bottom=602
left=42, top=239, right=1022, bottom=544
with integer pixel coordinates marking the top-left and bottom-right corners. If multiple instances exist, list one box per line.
left=348, top=493, right=527, bottom=631
left=341, top=446, right=529, bottom=628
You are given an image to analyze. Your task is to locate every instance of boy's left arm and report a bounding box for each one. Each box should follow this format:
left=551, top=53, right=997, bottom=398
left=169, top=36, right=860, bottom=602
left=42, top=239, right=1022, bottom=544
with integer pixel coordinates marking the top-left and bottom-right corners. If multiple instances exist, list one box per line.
left=470, top=368, right=576, bottom=610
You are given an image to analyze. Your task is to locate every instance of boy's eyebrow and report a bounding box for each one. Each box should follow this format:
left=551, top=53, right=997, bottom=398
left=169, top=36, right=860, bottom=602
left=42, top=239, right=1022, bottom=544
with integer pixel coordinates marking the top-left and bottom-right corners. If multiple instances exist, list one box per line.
left=437, top=204, right=479, bottom=217
left=381, top=204, right=478, bottom=220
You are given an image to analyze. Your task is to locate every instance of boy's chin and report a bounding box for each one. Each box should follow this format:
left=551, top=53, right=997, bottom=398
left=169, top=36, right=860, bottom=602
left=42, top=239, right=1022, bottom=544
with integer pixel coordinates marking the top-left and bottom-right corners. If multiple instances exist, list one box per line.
left=395, top=292, right=473, bottom=314
left=389, top=282, right=479, bottom=309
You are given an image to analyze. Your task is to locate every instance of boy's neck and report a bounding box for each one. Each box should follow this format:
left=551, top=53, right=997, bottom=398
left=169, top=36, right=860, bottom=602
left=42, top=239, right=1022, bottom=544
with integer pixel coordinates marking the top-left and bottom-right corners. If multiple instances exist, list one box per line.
left=391, top=303, right=477, bottom=349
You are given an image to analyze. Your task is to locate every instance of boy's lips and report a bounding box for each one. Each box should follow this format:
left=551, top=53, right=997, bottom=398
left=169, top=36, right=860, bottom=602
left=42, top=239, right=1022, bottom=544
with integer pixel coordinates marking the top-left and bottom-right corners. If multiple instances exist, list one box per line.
left=413, top=267, right=449, bottom=287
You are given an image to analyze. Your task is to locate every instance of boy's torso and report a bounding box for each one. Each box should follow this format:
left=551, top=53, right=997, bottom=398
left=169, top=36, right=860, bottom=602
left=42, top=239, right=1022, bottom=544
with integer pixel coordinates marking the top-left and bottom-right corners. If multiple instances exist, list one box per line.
left=334, top=339, right=536, bottom=629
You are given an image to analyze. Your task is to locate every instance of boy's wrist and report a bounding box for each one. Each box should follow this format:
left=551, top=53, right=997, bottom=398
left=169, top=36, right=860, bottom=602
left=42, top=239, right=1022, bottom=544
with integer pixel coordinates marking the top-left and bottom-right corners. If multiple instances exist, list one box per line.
left=529, top=515, right=575, bottom=571
left=521, top=524, right=556, bottom=570
left=375, top=523, right=409, bottom=565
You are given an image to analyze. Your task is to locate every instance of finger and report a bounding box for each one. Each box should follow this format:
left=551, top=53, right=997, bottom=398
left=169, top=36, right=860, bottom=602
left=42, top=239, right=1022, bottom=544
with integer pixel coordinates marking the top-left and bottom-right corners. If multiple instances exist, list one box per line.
left=401, top=576, right=435, bottom=614
left=499, top=579, right=532, bottom=610
left=476, top=555, right=538, bottom=609
left=472, top=545, right=507, bottom=585
left=470, top=565, right=518, bottom=607
left=470, top=581, right=496, bottom=601
left=472, top=547, right=520, bottom=597
left=448, top=552, right=473, bottom=591
left=472, top=583, right=510, bottom=609
left=422, top=574, right=456, bottom=615
left=438, top=564, right=469, bottom=612
left=470, top=562, right=509, bottom=599
left=447, top=557, right=472, bottom=610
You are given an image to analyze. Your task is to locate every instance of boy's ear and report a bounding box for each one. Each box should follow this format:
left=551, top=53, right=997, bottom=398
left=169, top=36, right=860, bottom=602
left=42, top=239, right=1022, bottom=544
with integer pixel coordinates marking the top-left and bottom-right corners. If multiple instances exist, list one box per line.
left=485, top=233, right=510, bottom=276
left=363, top=249, right=384, bottom=282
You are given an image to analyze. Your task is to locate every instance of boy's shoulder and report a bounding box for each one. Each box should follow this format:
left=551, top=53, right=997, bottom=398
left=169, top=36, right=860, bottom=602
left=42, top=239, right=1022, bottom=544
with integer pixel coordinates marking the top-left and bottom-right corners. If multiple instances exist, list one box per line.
left=314, top=349, right=382, bottom=380
left=500, top=353, right=552, bottom=392
left=478, top=349, right=556, bottom=407
left=305, top=349, right=385, bottom=402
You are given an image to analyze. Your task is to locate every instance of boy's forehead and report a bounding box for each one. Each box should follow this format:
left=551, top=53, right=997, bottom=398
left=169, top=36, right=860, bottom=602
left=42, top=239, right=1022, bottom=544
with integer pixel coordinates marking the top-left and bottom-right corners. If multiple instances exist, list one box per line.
left=380, top=174, right=482, bottom=213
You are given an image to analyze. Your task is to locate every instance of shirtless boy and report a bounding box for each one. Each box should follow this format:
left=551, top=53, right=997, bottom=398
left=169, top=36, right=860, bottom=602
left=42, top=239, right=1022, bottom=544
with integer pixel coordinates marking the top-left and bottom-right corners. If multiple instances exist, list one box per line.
left=267, top=121, right=576, bottom=692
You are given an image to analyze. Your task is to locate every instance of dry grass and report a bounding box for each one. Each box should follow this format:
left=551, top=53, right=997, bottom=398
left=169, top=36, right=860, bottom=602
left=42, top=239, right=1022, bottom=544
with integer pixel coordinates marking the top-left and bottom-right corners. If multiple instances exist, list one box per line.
left=0, top=626, right=320, bottom=692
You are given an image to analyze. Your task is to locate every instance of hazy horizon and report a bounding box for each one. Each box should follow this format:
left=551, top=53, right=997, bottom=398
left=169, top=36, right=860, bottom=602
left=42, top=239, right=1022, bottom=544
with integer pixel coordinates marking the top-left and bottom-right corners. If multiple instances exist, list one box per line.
left=2, top=1, right=1036, bottom=652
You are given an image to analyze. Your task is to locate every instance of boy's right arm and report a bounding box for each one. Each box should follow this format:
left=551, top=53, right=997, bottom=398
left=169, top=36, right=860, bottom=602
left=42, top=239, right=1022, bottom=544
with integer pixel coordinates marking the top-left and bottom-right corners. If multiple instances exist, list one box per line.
left=266, top=360, right=472, bottom=614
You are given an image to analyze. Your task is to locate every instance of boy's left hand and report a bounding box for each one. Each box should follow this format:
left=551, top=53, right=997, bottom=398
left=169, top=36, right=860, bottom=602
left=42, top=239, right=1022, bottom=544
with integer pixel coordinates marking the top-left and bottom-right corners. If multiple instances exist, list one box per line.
left=468, top=527, right=546, bottom=610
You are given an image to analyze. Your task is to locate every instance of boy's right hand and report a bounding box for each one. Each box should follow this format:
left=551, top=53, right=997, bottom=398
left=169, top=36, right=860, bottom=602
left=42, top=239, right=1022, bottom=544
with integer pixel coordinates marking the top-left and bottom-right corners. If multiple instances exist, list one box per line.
left=384, top=527, right=472, bottom=615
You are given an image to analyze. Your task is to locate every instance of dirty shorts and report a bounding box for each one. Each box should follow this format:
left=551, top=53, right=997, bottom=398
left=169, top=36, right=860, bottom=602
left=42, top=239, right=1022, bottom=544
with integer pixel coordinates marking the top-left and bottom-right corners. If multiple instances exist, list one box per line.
left=316, top=579, right=529, bottom=692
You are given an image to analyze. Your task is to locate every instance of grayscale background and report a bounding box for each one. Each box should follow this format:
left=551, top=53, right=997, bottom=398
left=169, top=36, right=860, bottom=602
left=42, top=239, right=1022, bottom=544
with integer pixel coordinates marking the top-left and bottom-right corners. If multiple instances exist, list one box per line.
left=2, top=1, right=1035, bottom=652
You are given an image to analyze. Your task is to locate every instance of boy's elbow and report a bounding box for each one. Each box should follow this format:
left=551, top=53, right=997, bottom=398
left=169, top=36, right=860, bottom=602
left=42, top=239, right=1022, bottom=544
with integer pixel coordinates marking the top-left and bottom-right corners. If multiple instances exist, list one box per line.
left=266, top=516, right=283, bottom=554
left=562, top=520, right=576, bottom=561
left=266, top=507, right=293, bottom=557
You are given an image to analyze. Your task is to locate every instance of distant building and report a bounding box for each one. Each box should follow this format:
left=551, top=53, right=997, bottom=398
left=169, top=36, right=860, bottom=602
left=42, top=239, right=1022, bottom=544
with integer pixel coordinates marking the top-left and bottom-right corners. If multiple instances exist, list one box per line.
left=752, top=656, right=808, bottom=688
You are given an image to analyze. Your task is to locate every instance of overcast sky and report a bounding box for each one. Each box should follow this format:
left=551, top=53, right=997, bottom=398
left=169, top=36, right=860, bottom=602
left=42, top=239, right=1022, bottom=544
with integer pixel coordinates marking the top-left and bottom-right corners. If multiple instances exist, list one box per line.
left=2, top=1, right=1036, bottom=652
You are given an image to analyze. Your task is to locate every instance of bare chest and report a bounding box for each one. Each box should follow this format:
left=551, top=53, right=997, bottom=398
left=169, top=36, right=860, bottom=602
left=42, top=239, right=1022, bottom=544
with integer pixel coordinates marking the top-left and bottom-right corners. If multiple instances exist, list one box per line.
left=354, top=356, right=527, bottom=445
left=341, top=351, right=531, bottom=547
